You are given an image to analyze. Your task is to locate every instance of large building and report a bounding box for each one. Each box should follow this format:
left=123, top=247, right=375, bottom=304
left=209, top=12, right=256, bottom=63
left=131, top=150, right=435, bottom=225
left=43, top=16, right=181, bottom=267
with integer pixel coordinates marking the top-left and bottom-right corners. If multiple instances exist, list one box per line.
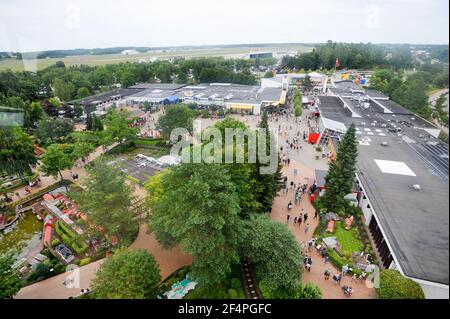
left=315, top=81, right=449, bottom=299
left=249, top=52, right=273, bottom=59
left=126, top=83, right=285, bottom=115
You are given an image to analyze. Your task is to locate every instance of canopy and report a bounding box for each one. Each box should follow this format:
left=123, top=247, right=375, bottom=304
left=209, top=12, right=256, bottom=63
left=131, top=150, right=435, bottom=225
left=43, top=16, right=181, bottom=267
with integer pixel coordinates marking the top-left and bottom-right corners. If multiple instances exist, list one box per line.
left=278, top=90, right=287, bottom=105
left=229, top=104, right=253, bottom=110
left=166, top=95, right=179, bottom=103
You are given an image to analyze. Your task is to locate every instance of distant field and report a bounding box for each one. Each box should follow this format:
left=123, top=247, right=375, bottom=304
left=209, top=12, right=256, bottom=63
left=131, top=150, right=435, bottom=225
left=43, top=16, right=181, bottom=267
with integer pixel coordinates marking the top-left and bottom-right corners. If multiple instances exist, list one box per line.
left=0, top=44, right=313, bottom=72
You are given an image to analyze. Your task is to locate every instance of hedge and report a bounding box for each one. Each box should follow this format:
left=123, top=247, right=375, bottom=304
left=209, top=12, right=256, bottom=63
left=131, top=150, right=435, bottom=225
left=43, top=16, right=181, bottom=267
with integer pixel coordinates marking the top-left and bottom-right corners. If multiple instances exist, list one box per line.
left=326, top=249, right=362, bottom=276
left=79, top=257, right=91, bottom=266
left=51, top=239, right=60, bottom=247
left=376, top=269, right=425, bottom=299
left=126, top=175, right=141, bottom=185
left=54, top=221, right=88, bottom=255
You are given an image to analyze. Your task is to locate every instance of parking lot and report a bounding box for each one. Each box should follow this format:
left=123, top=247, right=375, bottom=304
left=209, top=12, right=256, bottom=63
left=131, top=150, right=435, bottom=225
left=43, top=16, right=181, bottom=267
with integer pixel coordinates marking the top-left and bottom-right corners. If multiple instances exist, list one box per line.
left=107, top=155, right=165, bottom=184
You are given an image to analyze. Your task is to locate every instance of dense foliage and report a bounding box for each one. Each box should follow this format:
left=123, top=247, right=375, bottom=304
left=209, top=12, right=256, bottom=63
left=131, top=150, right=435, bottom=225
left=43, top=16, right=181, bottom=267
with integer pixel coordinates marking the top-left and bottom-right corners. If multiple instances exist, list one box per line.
left=0, top=253, right=22, bottom=299
left=319, top=123, right=357, bottom=214
left=91, top=249, right=161, bottom=299
left=376, top=270, right=425, bottom=299
left=156, top=104, right=196, bottom=141
left=147, top=163, right=244, bottom=287
left=242, top=215, right=302, bottom=294
left=370, top=65, right=449, bottom=120
left=71, top=161, right=138, bottom=245
left=0, top=126, right=37, bottom=178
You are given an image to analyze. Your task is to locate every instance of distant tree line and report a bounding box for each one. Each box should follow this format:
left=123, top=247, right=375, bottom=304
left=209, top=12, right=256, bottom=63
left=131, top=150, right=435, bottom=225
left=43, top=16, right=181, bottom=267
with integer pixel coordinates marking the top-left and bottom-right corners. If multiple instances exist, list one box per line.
left=281, top=41, right=419, bottom=71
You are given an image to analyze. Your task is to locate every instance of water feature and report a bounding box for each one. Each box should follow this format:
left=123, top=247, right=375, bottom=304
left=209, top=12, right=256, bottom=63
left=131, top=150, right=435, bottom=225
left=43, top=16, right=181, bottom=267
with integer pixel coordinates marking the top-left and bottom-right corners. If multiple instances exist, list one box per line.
left=0, top=210, right=43, bottom=258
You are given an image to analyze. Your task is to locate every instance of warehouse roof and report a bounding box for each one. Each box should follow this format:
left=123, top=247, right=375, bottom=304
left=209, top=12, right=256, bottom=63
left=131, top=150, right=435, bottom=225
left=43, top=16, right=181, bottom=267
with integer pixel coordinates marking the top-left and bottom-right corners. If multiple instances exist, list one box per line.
left=356, top=134, right=449, bottom=285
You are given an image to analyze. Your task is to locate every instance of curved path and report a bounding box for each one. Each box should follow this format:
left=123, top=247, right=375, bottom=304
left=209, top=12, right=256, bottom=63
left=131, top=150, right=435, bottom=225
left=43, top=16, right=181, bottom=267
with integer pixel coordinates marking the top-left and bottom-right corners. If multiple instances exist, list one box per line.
left=15, top=224, right=192, bottom=299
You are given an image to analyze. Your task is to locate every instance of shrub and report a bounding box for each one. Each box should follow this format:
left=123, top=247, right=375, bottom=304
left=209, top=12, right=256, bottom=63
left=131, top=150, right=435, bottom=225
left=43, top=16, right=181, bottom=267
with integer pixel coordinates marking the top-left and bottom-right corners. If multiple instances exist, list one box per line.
left=228, top=288, right=238, bottom=299
left=376, top=269, right=425, bottom=299
left=51, top=239, right=60, bottom=247
left=298, top=283, right=323, bottom=299
left=326, top=249, right=362, bottom=276
left=230, top=278, right=241, bottom=290
left=79, top=258, right=91, bottom=266
left=61, top=234, right=73, bottom=245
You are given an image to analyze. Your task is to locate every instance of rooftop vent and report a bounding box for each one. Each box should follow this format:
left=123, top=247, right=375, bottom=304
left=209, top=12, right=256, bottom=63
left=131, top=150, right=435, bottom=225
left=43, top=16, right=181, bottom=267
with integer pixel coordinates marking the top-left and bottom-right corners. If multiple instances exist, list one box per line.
left=411, top=184, right=422, bottom=191
left=381, top=141, right=389, bottom=147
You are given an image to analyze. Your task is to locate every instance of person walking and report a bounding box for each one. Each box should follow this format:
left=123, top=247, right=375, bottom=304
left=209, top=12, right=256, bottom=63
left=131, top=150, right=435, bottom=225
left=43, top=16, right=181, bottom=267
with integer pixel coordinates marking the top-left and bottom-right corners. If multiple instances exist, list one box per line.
left=293, top=216, right=298, bottom=224
left=305, top=223, right=310, bottom=234
left=297, top=216, right=303, bottom=226
left=324, top=269, right=331, bottom=280
left=314, top=209, right=319, bottom=219
left=286, top=214, right=290, bottom=223
left=287, top=201, right=293, bottom=211
left=304, top=213, right=308, bottom=223
left=337, top=274, right=342, bottom=285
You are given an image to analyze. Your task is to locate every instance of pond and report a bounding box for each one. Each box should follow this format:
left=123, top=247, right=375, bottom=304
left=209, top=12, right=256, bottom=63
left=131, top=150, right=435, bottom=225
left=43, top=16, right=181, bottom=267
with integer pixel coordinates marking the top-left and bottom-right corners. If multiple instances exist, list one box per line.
left=0, top=211, right=43, bottom=258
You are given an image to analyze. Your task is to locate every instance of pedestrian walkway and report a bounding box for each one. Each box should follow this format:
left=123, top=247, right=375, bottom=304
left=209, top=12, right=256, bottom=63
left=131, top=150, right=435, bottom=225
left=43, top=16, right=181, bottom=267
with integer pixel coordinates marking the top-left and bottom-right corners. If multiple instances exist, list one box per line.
left=271, top=159, right=377, bottom=299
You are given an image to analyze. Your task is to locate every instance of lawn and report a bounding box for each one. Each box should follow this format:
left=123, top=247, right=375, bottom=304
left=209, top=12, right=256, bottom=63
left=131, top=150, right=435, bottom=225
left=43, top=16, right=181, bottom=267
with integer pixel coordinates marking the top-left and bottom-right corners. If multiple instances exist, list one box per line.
left=323, top=221, right=363, bottom=257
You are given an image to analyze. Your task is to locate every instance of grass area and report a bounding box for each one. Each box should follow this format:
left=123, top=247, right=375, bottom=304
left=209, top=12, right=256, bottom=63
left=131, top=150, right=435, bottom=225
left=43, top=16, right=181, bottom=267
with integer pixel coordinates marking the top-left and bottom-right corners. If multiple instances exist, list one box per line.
left=0, top=44, right=312, bottom=71
left=323, top=222, right=363, bottom=257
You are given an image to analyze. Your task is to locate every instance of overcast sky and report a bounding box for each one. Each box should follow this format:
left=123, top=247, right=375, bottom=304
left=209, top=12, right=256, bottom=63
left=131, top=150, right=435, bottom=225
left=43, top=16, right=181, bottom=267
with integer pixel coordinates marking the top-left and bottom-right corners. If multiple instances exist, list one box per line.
left=0, top=0, right=448, bottom=52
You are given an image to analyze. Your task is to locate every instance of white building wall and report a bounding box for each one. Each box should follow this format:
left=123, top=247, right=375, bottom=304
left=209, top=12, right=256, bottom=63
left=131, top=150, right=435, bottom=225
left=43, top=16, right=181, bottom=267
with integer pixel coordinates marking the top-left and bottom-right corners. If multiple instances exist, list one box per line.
left=410, top=278, right=450, bottom=299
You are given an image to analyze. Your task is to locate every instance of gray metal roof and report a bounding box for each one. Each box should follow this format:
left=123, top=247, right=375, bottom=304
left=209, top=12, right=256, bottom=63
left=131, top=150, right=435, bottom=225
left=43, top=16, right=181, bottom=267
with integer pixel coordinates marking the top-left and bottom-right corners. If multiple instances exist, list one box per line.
left=356, top=134, right=449, bottom=284
left=128, top=83, right=187, bottom=90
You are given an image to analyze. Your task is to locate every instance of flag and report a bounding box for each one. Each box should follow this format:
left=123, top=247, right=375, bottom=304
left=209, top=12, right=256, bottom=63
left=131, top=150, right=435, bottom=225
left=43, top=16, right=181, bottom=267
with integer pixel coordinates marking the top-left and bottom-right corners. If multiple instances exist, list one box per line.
left=335, top=58, right=340, bottom=69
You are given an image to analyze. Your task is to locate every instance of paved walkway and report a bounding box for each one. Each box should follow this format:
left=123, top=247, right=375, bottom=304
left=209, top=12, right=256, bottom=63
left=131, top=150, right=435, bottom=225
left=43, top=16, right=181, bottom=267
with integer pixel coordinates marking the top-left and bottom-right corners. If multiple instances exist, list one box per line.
left=271, top=159, right=377, bottom=299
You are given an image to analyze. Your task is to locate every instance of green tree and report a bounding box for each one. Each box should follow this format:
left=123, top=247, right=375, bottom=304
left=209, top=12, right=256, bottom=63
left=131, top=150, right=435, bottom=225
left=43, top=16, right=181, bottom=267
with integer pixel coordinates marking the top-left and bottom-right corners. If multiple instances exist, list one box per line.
left=256, top=111, right=283, bottom=212
left=119, top=70, right=136, bottom=88
left=0, top=253, right=22, bottom=299
left=48, top=97, right=61, bottom=108
left=104, top=109, right=137, bottom=144
left=23, top=101, right=44, bottom=130
left=320, top=123, right=358, bottom=213
left=263, top=70, right=274, bottom=78
left=377, top=269, right=425, bottom=299
left=35, top=117, right=74, bottom=144
left=301, top=75, right=314, bottom=92
left=392, top=77, right=432, bottom=119
left=72, top=141, right=95, bottom=162
left=91, top=114, right=104, bottom=132
left=370, top=69, right=395, bottom=93
left=298, top=283, right=323, bottom=299
left=72, top=161, right=138, bottom=245
left=156, top=104, right=195, bottom=141
left=91, top=249, right=161, bottom=299
left=432, top=93, right=449, bottom=127
left=242, top=214, right=302, bottom=294
left=0, top=126, right=37, bottom=179
left=294, top=105, right=302, bottom=117
left=147, top=163, right=244, bottom=287
left=76, top=87, right=90, bottom=99
left=52, top=78, right=74, bottom=101
left=39, top=143, right=73, bottom=182
left=73, top=103, right=83, bottom=118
